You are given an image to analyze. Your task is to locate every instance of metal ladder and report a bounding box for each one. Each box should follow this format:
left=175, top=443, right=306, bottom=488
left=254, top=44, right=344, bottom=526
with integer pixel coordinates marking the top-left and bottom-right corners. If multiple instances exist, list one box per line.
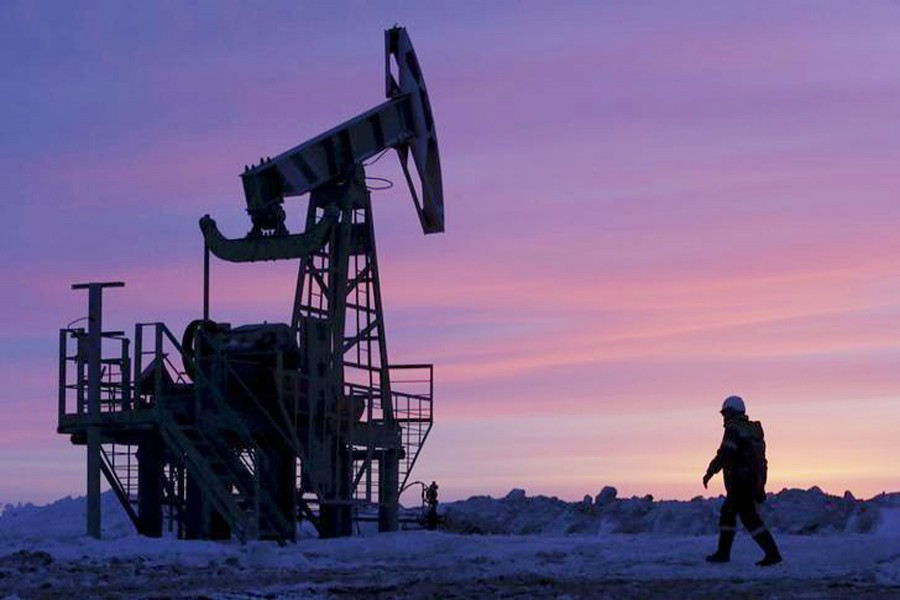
left=99, top=443, right=140, bottom=529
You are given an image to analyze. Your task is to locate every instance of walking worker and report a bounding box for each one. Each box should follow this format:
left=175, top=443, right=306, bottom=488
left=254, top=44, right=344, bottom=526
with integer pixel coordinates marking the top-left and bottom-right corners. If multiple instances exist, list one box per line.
left=703, top=395, right=782, bottom=566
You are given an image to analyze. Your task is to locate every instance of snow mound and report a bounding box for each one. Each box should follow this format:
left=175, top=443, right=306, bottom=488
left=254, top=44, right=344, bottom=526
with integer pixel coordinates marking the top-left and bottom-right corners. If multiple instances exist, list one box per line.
left=0, top=492, right=134, bottom=544
left=2, top=488, right=897, bottom=545
left=442, top=487, right=900, bottom=536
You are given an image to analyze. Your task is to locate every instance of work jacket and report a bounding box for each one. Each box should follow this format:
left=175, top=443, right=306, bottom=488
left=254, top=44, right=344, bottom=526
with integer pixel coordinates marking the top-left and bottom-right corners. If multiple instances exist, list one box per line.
left=706, top=414, right=766, bottom=498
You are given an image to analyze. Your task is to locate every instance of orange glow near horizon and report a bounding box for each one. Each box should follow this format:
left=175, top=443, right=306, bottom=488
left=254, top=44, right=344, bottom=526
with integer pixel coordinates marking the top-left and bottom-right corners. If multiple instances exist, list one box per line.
left=413, top=396, right=898, bottom=503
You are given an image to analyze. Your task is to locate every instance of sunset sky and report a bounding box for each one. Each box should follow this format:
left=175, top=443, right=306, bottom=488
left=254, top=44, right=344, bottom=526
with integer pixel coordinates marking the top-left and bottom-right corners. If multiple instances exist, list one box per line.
left=1, top=1, right=898, bottom=506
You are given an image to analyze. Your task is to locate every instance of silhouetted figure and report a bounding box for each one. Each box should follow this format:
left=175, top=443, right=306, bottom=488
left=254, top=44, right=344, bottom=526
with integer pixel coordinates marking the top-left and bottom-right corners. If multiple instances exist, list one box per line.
left=424, top=481, right=439, bottom=530
left=703, top=395, right=782, bottom=566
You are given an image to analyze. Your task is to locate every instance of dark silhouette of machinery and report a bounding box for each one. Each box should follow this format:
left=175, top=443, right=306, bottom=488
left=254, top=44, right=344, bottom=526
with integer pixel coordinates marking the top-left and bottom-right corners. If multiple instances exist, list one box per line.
left=424, top=481, right=439, bottom=530
left=57, top=27, right=441, bottom=541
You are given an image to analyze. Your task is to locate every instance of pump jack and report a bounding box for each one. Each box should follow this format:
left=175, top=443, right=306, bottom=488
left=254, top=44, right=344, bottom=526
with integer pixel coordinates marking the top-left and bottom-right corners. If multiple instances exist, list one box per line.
left=58, top=27, right=442, bottom=541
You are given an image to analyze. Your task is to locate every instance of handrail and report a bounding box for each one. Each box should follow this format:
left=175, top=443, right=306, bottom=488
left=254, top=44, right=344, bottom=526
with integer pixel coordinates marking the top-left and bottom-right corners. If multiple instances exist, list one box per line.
left=59, top=327, right=134, bottom=419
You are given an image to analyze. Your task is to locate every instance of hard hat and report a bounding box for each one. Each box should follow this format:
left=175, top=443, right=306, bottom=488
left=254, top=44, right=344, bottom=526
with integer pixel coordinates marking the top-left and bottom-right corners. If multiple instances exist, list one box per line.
left=721, top=395, right=746, bottom=415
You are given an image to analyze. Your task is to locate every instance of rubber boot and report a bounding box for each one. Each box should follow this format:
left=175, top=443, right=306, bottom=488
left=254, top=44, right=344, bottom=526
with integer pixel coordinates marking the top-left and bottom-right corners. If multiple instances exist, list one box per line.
left=752, top=529, right=782, bottom=566
left=705, top=528, right=735, bottom=563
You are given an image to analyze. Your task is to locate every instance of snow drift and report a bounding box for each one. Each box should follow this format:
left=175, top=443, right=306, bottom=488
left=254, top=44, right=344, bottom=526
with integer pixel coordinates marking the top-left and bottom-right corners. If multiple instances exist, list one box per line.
left=441, top=486, right=899, bottom=536
left=2, top=486, right=895, bottom=544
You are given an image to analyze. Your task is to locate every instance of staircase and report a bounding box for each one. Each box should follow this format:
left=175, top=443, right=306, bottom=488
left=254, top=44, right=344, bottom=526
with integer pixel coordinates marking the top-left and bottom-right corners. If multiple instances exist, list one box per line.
left=99, top=443, right=140, bottom=529
left=157, top=413, right=261, bottom=541
left=150, top=323, right=293, bottom=542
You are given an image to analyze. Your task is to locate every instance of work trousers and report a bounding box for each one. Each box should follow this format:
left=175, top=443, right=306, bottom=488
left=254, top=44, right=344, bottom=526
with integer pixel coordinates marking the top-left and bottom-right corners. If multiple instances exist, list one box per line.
left=719, top=490, right=766, bottom=537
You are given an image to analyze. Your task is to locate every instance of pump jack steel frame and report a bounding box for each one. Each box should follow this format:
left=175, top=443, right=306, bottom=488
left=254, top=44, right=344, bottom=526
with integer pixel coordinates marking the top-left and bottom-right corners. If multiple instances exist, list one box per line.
left=57, top=27, right=442, bottom=542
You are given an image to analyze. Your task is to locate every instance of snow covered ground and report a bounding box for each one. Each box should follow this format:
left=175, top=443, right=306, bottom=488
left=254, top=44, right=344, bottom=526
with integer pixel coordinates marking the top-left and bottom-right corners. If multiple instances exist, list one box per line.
left=0, top=488, right=897, bottom=598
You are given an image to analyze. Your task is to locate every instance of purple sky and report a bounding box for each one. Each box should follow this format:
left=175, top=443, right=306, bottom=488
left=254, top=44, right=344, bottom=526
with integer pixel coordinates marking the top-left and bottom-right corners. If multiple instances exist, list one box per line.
left=1, top=1, right=899, bottom=505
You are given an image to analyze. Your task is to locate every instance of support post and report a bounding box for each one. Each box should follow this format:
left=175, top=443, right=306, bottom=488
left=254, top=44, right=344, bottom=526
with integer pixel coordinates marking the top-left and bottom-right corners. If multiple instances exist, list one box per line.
left=137, top=434, right=164, bottom=537
left=185, top=472, right=206, bottom=539
left=58, top=329, right=67, bottom=424
left=364, top=198, right=400, bottom=533
left=259, top=444, right=297, bottom=541
left=71, top=281, right=124, bottom=539
left=378, top=450, right=399, bottom=532
left=203, top=241, right=210, bottom=321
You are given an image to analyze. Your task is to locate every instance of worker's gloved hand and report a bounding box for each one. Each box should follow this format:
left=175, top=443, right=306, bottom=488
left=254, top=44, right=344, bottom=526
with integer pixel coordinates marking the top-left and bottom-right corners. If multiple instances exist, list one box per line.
left=702, top=473, right=712, bottom=489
